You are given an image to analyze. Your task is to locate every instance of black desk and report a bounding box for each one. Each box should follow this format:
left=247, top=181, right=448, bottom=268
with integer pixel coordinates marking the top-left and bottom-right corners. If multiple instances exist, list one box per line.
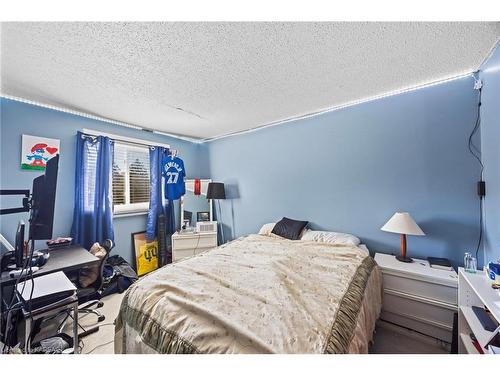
left=0, top=245, right=99, bottom=287
left=0, top=245, right=98, bottom=347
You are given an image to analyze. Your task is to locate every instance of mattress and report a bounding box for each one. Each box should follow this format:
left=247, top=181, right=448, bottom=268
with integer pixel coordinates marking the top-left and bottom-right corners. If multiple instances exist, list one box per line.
left=115, top=234, right=382, bottom=354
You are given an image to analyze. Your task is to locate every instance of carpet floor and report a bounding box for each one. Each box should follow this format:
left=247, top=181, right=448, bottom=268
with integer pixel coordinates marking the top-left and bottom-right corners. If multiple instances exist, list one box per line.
left=70, top=292, right=124, bottom=354
left=16, top=290, right=449, bottom=355
left=68, top=293, right=449, bottom=354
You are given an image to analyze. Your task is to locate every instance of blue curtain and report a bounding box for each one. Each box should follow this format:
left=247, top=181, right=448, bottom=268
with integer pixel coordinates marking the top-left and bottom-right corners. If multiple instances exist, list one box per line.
left=146, top=147, right=176, bottom=263
left=71, top=132, right=114, bottom=249
left=146, top=146, right=166, bottom=240
left=166, top=200, right=175, bottom=233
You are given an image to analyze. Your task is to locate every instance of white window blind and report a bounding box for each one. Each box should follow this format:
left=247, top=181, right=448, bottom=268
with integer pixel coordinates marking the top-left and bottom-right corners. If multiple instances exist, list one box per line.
left=83, top=142, right=98, bottom=212
left=112, top=143, right=150, bottom=214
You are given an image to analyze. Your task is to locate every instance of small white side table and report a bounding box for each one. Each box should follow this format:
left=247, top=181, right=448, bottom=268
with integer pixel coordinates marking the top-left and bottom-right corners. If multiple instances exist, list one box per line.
left=374, top=252, right=458, bottom=343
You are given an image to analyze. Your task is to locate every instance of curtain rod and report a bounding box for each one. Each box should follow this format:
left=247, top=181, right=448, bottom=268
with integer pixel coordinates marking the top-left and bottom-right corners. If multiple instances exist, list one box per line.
left=82, top=128, right=170, bottom=149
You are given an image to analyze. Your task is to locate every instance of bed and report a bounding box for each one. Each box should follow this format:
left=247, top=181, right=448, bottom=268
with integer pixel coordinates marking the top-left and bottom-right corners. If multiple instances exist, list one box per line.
left=114, top=233, right=382, bottom=354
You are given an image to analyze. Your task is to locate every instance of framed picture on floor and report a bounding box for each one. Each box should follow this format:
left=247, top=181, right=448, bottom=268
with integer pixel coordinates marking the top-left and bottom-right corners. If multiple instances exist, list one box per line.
left=131, top=231, right=159, bottom=276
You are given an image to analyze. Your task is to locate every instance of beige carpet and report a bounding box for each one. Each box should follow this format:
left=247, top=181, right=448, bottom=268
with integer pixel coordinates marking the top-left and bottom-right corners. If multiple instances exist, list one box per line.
left=370, top=320, right=450, bottom=354
left=29, top=292, right=125, bottom=354
left=64, top=293, right=448, bottom=354
left=10, top=294, right=123, bottom=354
left=70, top=292, right=124, bottom=354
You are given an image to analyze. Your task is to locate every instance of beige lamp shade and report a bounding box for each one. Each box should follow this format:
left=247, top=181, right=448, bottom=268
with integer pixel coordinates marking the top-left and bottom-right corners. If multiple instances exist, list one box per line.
left=381, top=212, right=425, bottom=236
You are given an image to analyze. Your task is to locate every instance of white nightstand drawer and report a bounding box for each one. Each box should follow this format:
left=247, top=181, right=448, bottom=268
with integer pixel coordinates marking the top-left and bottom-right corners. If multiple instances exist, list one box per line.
left=382, top=289, right=456, bottom=343
left=380, top=310, right=453, bottom=343
left=172, top=248, right=213, bottom=262
left=173, top=248, right=194, bottom=262
left=172, top=231, right=217, bottom=263
left=383, top=289, right=456, bottom=326
left=173, top=234, right=217, bottom=250
left=383, top=272, right=458, bottom=305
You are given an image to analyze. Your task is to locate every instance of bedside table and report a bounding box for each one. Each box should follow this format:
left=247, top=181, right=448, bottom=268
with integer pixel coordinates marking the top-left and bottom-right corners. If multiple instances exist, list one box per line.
left=374, top=252, right=458, bottom=343
left=171, top=231, right=217, bottom=262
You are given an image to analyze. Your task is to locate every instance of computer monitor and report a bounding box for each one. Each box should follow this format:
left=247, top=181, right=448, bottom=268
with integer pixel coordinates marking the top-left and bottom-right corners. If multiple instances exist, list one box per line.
left=14, top=221, right=25, bottom=267
left=28, top=154, right=59, bottom=240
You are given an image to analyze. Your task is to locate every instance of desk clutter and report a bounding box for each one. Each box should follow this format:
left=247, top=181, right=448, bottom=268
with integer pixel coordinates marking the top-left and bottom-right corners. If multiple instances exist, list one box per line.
left=1, top=245, right=98, bottom=353
left=428, top=256, right=453, bottom=271
left=0, top=238, right=139, bottom=354
left=487, top=262, right=500, bottom=289
left=46, top=237, right=72, bottom=250
left=1, top=249, right=50, bottom=277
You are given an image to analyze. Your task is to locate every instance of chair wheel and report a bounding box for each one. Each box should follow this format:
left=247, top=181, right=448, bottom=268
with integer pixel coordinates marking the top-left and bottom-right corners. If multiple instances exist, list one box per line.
left=97, top=302, right=104, bottom=308
left=98, top=316, right=105, bottom=322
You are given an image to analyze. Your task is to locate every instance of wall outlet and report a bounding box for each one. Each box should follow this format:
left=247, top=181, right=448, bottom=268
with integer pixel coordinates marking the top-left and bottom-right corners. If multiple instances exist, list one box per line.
left=478, top=181, right=486, bottom=197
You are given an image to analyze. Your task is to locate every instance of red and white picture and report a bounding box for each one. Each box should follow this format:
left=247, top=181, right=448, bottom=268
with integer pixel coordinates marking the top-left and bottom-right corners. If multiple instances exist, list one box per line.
left=21, top=134, right=60, bottom=171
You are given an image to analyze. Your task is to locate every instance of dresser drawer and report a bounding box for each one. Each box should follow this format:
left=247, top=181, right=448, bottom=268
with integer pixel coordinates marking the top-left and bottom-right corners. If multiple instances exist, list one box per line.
left=173, top=247, right=213, bottom=262
left=383, top=272, right=457, bottom=305
left=172, top=235, right=217, bottom=250
left=172, top=232, right=217, bottom=262
left=382, top=289, right=457, bottom=342
left=381, top=310, right=453, bottom=343
left=173, top=248, right=194, bottom=262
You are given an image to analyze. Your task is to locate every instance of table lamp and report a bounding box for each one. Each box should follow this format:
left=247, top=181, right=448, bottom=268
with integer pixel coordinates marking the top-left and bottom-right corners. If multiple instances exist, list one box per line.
left=206, top=182, right=226, bottom=244
left=381, top=212, right=425, bottom=263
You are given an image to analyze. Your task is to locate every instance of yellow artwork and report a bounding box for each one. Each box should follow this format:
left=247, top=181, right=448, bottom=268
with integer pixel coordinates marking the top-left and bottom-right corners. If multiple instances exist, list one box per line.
left=132, top=232, right=159, bottom=276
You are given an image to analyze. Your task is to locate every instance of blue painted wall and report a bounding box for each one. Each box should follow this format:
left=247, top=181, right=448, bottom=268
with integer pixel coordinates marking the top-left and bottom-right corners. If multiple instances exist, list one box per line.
left=208, top=76, right=481, bottom=266
left=479, top=42, right=500, bottom=264
left=1, top=73, right=488, bottom=268
left=0, top=98, right=209, bottom=265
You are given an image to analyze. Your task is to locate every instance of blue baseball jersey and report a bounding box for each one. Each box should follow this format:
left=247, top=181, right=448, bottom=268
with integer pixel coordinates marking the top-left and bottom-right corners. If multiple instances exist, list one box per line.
left=161, top=155, right=186, bottom=200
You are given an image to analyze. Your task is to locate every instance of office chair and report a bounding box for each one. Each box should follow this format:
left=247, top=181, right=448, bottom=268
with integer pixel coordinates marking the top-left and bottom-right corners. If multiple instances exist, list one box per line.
left=58, top=239, right=114, bottom=336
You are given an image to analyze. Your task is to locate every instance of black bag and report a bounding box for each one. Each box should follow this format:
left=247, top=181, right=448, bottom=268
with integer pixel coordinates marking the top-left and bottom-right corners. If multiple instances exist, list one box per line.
left=101, top=255, right=138, bottom=297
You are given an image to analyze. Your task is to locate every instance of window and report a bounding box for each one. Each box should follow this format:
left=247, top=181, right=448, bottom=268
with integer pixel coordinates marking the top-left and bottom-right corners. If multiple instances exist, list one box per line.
left=112, top=143, right=150, bottom=214
left=83, top=141, right=98, bottom=212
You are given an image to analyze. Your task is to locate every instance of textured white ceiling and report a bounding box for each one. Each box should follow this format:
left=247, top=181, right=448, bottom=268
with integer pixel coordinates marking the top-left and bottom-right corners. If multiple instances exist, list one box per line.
left=1, top=22, right=499, bottom=140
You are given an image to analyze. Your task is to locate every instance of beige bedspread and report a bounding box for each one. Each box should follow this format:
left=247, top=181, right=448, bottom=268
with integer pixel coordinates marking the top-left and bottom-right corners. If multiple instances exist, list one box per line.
left=115, top=234, right=382, bottom=354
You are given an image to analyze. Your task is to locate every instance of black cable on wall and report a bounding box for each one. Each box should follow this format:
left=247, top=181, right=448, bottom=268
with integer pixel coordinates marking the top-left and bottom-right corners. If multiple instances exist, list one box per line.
left=468, top=75, right=484, bottom=261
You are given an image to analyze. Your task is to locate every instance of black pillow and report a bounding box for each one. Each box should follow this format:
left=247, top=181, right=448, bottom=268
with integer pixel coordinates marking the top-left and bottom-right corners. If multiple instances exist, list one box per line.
left=271, top=217, right=308, bottom=240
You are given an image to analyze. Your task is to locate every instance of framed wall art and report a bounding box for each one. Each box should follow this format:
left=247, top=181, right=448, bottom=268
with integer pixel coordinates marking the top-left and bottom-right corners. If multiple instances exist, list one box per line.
left=21, top=134, right=60, bottom=171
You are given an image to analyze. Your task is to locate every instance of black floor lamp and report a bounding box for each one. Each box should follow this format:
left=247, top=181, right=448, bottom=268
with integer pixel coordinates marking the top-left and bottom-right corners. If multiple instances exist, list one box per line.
left=207, top=182, right=226, bottom=244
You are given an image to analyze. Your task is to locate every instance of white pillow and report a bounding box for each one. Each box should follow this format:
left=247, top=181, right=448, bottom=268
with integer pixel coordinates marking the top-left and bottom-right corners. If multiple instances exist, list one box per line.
left=258, top=223, right=276, bottom=236
left=301, top=230, right=360, bottom=246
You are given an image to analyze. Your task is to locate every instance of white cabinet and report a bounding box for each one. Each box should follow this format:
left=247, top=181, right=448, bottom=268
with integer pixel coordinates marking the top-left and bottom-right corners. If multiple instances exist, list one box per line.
left=458, top=268, right=500, bottom=354
left=374, top=253, right=458, bottom=343
left=171, top=231, right=217, bottom=262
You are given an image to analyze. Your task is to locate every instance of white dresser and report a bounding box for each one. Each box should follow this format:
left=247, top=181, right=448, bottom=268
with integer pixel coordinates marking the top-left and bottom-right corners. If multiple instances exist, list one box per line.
left=374, top=252, right=458, bottom=343
left=171, top=231, right=217, bottom=262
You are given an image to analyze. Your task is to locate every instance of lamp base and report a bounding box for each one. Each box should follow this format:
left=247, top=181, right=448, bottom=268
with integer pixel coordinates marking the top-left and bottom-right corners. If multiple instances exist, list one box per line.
left=396, top=255, right=413, bottom=263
